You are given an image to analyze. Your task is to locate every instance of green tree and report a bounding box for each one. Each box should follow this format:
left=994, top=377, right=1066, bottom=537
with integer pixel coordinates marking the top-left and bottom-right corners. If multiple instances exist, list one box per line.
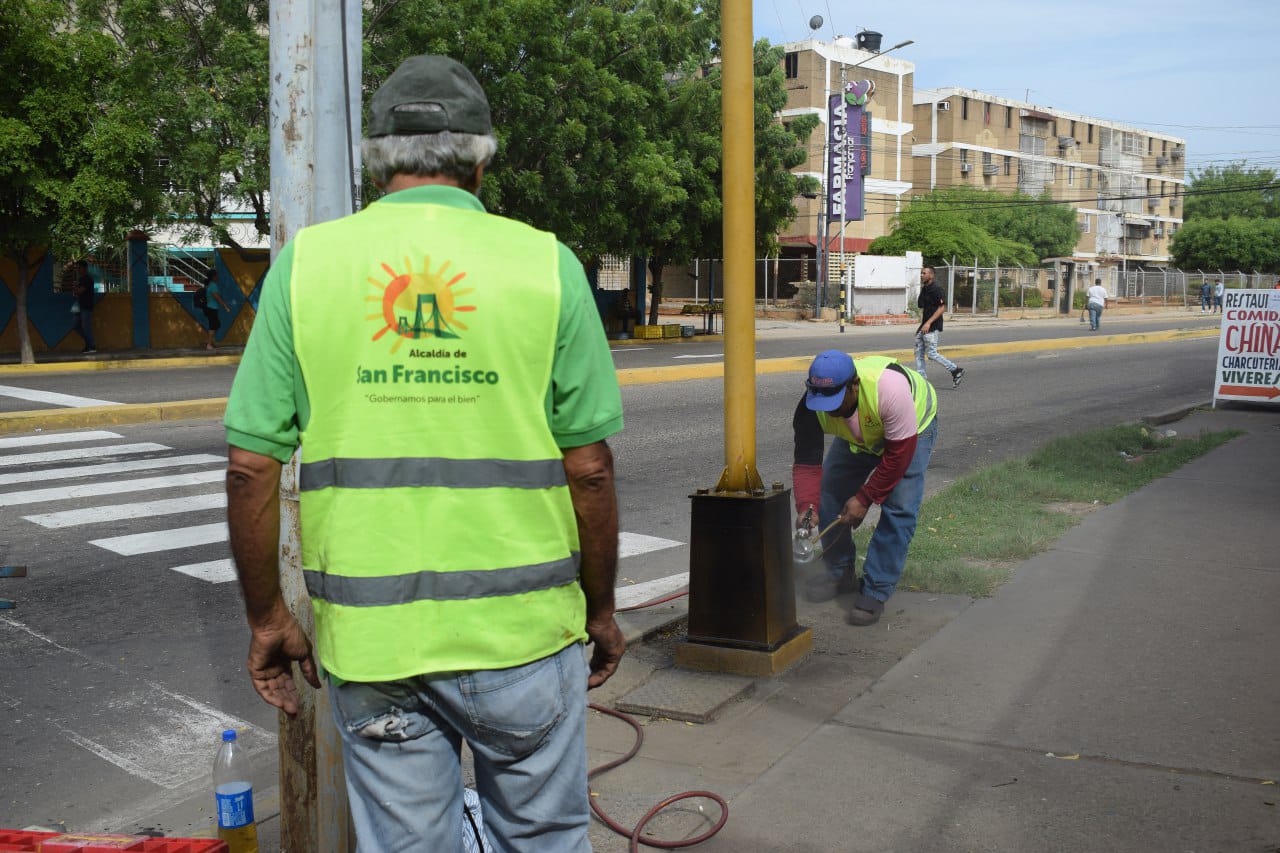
left=639, top=38, right=819, bottom=324
left=1170, top=217, right=1280, bottom=272
left=1183, top=162, right=1279, bottom=221
left=76, top=0, right=273, bottom=250
left=870, top=186, right=1073, bottom=264
left=1, top=0, right=163, bottom=363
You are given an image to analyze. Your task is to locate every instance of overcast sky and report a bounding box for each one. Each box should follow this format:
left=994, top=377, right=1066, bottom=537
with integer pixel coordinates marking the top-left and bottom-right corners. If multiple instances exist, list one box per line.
left=752, top=0, right=1280, bottom=179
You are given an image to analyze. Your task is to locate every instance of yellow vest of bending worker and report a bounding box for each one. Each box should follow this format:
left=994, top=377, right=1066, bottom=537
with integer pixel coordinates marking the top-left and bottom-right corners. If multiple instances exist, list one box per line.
left=290, top=198, right=584, bottom=683
left=816, top=357, right=937, bottom=456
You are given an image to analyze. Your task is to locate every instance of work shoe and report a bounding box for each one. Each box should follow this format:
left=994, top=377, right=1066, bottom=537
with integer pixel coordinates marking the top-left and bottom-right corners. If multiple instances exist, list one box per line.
left=951, top=367, right=965, bottom=388
left=846, top=594, right=885, bottom=627
left=803, top=569, right=859, bottom=603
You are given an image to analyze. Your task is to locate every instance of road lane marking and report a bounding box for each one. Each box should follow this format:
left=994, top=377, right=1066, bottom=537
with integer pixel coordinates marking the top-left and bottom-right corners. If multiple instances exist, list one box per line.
left=0, top=441, right=172, bottom=467
left=617, top=572, right=689, bottom=609
left=170, top=558, right=237, bottom=583
left=611, top=347, right=654, bottom=353
left=670, top=354, right=724, bottom=360
left=0, top=453, right=224, bottom=486
left=618, top=532, right=684, bottom=559
left=1, top=616, right=273, bottom=790
left=0, top=384, right=120, bottom=408
left=24, top=493, right=228, bottom=528
left=0, top=430, right=123, bottom=449
left=90, top=521, right=228, bottom=555
left=0, top=469, right=225, bottom=506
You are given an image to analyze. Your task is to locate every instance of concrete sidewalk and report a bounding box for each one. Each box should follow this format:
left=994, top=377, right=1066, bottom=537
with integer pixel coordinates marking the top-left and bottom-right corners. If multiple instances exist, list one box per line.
left=582, top=403, right=1280, bottom=851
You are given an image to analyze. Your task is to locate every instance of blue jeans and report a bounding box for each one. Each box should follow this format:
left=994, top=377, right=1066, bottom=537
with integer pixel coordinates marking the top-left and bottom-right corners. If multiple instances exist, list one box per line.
left=818, top=417, right=938, bottom=604
left=1087, top=303, right=1103, bottom=330
left=914, top=331, right=956, bottom=375
left=1201, top=293, right=1211, bottom=310
left=329, top=642, right=590, bottom=853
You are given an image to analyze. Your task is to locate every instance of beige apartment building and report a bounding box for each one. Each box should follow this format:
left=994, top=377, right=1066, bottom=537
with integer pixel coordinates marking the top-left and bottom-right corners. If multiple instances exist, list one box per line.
left=910, top=87, right=1187, bottom=266
left=777, top=36, right=916, bottom=263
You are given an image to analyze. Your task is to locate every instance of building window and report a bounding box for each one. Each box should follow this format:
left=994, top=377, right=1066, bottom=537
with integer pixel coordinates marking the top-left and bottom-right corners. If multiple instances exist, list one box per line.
left=1147, top=137, right=1153, bottom=155
left=1068, top=166, right=1074, bottom=186
left=1087, top=124, right=1094, bottom=143
left=1162, top=139, right=1168, bottom=157
left=962, top=97, right=969, bottom=120
left=1081, top=214, right=1091, bottom=234
left=1004, top=155, right=1012, bottom=176
left=1160, top=182, right=1166, bottom=197
left=1070, top=120, right=1076, bottom=138
left=983, top=102, right=990, bottom=125
left=1086, top=170, right=1093, bottom=189
left=983, top=151, right=992, bottom=165
left=1005, top=106, right=1012, bottom=128
left=784, top=52, right=798, bottom=79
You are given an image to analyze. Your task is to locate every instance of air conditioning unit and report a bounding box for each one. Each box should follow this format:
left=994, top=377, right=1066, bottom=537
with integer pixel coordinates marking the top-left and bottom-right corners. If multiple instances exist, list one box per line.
left=1155, top=156, right=1169, bottom=167
left=959, top=162, right=972, bottom=174
left=983, top=164, right=999, bottom=176
left=1154, top=226, right=1164, bottom=237
left=1057, top=136, right=1076, bottom=149
left=936, top=101, right=951, bottom=112
left=1171, top=145, right=1184, bottom=160
left=1147, top=197, right=1158, bottom=209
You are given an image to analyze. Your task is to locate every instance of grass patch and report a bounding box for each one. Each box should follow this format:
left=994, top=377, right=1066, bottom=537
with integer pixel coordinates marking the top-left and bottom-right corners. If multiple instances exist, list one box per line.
left=853, top=423, right=1240, bottom=598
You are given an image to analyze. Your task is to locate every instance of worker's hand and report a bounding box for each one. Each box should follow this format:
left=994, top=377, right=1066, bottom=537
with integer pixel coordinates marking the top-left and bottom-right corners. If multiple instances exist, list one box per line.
left=585, top=616, right=626, bottom=689
left=838, top=496, right=870, bottom=530
left=246, top=613, right=321, bottom=717
left=795, top=504, right=816, bottom=531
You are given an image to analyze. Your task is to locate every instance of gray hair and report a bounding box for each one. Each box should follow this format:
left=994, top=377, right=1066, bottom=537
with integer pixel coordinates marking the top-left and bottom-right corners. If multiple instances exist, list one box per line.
left=361, top=131, right=498, bottom=187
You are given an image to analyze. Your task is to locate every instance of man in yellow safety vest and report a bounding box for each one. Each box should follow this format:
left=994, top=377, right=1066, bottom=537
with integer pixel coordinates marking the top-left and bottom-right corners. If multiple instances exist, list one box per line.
left=224, top=54, right=624, bottom=851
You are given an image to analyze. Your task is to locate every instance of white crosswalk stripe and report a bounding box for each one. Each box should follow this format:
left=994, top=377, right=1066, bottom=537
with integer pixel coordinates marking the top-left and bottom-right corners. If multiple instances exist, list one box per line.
left=0, top=384, right=120, bottom=408
left=24, top=493, right=228, bottom=529
left=0, top=442, right=171, bottom=468
left=2, top=429, right=688, bottom=589
left=0, top=430, right=123, bottom=449
left=0, top=454, right=224, bottom=486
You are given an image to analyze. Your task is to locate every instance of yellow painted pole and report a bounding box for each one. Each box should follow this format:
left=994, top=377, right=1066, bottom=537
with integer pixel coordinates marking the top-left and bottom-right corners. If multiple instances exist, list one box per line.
left=716, top=0, right=763, bottom=494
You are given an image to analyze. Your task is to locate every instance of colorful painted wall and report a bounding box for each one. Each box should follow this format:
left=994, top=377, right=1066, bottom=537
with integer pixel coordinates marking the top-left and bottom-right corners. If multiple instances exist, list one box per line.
left=0, top=243, right=270, bottom=355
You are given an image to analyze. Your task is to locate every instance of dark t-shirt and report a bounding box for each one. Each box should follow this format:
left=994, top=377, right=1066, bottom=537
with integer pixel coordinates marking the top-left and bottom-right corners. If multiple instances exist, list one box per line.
left=76, top=274, right=96, bottom=311
left=916, top=282, right=945, bottom=333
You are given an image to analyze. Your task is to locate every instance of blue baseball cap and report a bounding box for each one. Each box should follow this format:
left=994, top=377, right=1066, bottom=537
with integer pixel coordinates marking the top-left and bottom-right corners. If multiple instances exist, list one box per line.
left=805, top=350, right=856, bottom=411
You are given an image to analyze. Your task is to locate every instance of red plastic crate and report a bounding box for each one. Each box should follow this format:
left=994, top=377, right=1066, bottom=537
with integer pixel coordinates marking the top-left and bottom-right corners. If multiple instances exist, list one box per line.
left=0, top=831, right=227, bottom=852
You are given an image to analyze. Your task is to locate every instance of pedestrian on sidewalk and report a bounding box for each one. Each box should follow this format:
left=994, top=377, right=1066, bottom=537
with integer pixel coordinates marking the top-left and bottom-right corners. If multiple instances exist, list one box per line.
left=792, top=349, right=938, bottom=626
left=1214, top=278, right=1225, bottom=313
left=1086, top=278, right=1108, bottom=331
left=197, top=272, right=230, bottom=350
left=224, top=54, right=624, bottom=853
left=914, top=266, right=964, bottom=388
left=1200, top=280, right=1212, bottom=313
left=72, top=260, right=96, bottom=354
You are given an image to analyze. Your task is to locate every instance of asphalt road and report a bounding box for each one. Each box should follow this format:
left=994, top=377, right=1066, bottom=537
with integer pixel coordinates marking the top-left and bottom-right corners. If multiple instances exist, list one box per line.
left=0, top=329, right=1219, bottom=833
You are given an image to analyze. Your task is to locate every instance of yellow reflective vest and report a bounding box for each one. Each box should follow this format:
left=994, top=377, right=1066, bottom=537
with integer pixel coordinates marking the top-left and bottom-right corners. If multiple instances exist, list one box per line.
left=816, top=356, right=937, bottom=455
left=290, top=198, right=585, bottom=682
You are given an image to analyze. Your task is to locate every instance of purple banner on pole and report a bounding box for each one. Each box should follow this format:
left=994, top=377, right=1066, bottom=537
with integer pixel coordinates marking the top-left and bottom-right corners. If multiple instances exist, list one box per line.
left=827, top=86, right=871, bottom=222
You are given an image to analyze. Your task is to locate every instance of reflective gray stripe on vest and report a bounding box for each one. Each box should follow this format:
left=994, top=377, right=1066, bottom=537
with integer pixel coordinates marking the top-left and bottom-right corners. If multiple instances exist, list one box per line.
left=304, top=553, right=581, bottom=607
left=300, top=457, right=567, bottom=491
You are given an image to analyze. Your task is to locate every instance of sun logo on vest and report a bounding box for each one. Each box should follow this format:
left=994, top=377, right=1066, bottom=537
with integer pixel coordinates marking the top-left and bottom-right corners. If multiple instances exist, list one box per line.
left=366, top=257, right=476, bottom=351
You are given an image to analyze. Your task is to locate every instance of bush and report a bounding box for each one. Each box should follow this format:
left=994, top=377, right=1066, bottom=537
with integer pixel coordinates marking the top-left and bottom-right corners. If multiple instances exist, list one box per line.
left=998, top=286, right=1044, bottom=308
left=680, top=302, right=722, bottom=315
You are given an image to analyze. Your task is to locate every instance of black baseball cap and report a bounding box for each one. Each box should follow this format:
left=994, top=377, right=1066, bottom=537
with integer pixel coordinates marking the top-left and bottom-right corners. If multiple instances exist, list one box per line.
left=367, top=55, right=492, bottom=138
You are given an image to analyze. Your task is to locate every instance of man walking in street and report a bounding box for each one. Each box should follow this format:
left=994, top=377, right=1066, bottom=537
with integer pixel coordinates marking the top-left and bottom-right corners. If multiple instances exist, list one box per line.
left=792, top=349, right=939, bottom=626
left=1200, top=279, right=1213, bottom=313
left=198, top=271, right=230, bottom=351
left=224, top=54, right=624, bottom=852
left=72, top=260, right=96, bottom=354
left=1086, top=277, right=1108, bottom=331
left=914, top=266, right=964, bottom=388
left=1214, top=278, right=1225, bottom=313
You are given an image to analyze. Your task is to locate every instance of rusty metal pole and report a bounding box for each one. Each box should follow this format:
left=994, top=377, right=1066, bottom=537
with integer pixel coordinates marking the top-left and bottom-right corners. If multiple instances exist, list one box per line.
left=678, top=0, right=812, bottom=678
left=268, top=0, right=360, bottom=849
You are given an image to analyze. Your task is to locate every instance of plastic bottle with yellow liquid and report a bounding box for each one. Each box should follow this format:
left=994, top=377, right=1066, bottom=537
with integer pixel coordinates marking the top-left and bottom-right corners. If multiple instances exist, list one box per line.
left=213, top=729, right=260, bottom=853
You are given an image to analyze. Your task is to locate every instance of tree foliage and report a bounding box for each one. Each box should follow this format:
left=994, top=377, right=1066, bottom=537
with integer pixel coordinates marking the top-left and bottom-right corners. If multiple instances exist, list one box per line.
left=869, top=186, right=1075, bottom=266
left=1183, top=162, right=1279, bottom=221
left=1170, top=217, right=1280, bottom=273
left=75, top=0, right=273, bottom=250
left=1, top=0, right=164, bottom=362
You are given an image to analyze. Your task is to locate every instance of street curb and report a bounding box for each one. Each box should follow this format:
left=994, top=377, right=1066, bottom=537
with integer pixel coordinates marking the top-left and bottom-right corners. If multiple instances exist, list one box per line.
left=1142, top=400, right=1213, bottom=426
left=615, top=327, right=1219, bottom=386
left=0, top=355, right=241, bottom=376
left=0, top=398, right=227, bottom=435
left=1, top=327, right=1219, bottom=431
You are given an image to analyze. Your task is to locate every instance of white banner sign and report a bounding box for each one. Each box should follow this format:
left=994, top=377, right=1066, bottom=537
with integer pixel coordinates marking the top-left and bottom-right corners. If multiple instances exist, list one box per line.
left=1214, top=288, right=1280, bottom=405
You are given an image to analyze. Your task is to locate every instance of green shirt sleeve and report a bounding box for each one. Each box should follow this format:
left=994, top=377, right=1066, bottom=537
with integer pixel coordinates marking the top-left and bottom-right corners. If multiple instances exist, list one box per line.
left=549, top=241, right=624, bottom=448
left=224, top=240, right=308, bottom=461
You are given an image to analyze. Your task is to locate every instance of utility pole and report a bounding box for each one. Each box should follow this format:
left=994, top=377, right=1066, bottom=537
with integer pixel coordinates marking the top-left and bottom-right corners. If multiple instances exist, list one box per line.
left=678, top=0, right=812, bottom=678
left=269, top=1, right=361, bottom=850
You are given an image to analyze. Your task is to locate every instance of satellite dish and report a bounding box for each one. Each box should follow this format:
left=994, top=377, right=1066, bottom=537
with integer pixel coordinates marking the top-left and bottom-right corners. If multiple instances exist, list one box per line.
left=809, top=15, right=823, bottom=31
